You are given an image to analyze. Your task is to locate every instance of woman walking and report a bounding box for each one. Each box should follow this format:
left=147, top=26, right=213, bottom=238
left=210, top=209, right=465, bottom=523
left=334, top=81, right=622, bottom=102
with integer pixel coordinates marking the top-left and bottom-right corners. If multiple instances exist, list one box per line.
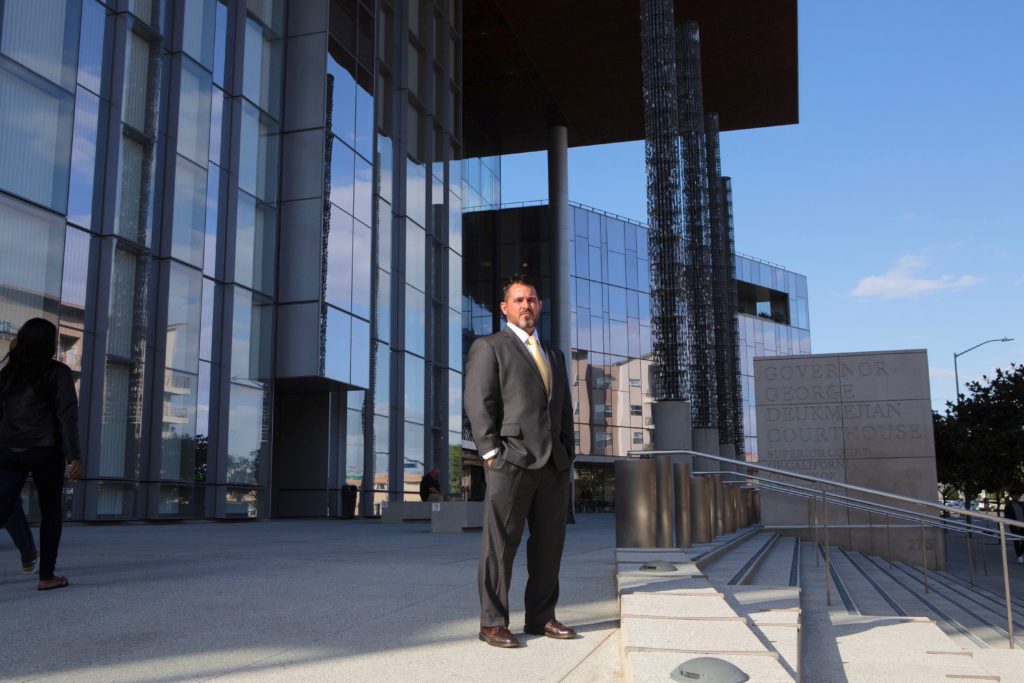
left=0, top=318, right=83, bottom=590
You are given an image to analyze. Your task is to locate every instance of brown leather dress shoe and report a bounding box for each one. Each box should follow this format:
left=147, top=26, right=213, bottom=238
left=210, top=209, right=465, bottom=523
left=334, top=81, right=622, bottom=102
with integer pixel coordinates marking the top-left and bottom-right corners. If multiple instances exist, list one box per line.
left=523, top=619, right=578, bottom=639
left=479, top=626, right=521, bottom=648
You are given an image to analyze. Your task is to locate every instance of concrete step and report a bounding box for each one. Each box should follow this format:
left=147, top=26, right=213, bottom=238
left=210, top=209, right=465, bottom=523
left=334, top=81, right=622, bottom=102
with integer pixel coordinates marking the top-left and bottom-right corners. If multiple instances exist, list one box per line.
left=747, top=535, right=801, bottom=586
left=615, top=544, right=795, bottom=682
left=848, top=552, right=1012, bottom=650
left=699, top=530, right=779, bottom=583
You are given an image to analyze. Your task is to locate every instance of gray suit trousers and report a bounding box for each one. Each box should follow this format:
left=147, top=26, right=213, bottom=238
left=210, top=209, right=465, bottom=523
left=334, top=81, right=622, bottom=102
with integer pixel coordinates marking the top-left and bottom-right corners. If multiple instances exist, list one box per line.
left=478, top=455, right=569, bottom=628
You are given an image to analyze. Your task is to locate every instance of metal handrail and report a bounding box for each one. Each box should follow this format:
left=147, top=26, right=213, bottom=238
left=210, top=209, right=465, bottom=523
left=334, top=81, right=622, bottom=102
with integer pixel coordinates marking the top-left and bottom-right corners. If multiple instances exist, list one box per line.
left=635, top=448, right=1020, bottom=648
left=696, top=470, right=1024, bottom=542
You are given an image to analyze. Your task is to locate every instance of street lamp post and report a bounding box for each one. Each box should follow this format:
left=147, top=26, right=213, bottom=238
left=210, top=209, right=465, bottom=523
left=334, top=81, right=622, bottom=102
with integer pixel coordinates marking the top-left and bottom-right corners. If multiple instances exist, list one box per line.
left=953, top=337, right=1014, bottom=403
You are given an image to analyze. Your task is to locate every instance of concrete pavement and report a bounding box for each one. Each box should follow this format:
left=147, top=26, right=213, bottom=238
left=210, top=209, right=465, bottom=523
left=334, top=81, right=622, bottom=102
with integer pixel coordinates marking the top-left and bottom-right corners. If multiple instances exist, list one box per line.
left=0, top=515, right=621, bottom=682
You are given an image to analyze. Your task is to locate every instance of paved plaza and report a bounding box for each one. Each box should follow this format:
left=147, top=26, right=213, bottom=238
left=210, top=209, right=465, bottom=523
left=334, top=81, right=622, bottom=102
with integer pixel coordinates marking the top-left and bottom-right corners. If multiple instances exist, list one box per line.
left=0, top=514, right=621, bottom=682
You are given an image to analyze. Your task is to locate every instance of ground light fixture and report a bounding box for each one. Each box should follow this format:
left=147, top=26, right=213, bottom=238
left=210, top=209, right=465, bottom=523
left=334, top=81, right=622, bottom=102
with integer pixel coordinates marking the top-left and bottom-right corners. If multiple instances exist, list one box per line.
left=672, top=657, right=750, bottom=682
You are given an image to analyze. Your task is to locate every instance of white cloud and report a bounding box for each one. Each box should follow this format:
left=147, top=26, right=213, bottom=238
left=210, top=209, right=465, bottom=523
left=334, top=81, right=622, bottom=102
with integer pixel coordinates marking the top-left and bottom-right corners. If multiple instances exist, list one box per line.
left=1014, top=276, right=1024, bottom=286
left=850, top=254, right=982, bottom=300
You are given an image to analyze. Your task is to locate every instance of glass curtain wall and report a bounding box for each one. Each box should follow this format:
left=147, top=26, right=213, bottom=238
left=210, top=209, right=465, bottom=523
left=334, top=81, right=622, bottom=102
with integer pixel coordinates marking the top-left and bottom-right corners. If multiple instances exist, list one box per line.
left=735, top=253, right=811, bottom=461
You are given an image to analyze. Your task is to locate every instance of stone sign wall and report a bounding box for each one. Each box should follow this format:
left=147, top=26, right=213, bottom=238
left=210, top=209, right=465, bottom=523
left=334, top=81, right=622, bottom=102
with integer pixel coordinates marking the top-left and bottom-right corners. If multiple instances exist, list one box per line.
left=754, top=350, right=943, bottom=568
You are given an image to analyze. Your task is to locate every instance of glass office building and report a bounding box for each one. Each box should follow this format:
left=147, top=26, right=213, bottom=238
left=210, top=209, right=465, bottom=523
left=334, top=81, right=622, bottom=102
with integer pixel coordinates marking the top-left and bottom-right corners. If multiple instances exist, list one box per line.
left=0, top=0, right=493, bottom=520
left=464, top=203, right=810, bottom=510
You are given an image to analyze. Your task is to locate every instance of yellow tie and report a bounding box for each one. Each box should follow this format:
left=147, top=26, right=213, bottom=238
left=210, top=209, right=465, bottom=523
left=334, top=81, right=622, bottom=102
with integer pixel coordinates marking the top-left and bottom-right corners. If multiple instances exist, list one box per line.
left=526, top=336, right=552, bottom=397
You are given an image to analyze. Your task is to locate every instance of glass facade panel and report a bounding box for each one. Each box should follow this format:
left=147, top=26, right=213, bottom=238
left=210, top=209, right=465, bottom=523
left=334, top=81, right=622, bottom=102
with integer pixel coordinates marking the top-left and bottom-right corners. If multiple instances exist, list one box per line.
left=0, top=193, right=65, bottom=326
left=238, top=102, right=278, bottom=204
left=402, top=421, right=423, bottom=500
left=325, top=305, right=351, bottom=383
left=235, top=192, right=274, bottom=294
left=405, top=284, right=425, bottom=357
left=242, top=16, right=281, bottom=118
left=226, top=383, right=268, bottom=485
left=176, top=58, right=212, bottom=164
left=0, top=0, right=80, bottom=90
left=68, top=88, right=103, bottom=230
left=0, top=62, right=75, bottom=212
left=77, top=0, right=107, bottom=95
left=182, top=0, right=216, bottom=69
left=404, top=353, right=424, bottom=424
left=171, top=157, right=207, bottom=267
left=351, top=221, right=371, bottom=319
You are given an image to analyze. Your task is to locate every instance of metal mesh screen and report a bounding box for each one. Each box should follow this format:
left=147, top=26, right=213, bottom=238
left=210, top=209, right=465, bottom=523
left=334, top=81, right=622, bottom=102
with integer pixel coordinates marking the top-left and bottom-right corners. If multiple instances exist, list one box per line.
left=706, top=112, right=735, bottom=445
left=640, top=0, right=689, bottom=401
left=721, top=177, right=745, bottom=458
left=676, top=22, right=717, bottom=428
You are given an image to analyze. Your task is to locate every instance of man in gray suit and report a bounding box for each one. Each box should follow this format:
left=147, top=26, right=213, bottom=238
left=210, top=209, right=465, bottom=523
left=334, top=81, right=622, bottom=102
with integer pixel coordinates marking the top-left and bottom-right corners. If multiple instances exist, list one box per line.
left=465, top=275, right=577, bottom=648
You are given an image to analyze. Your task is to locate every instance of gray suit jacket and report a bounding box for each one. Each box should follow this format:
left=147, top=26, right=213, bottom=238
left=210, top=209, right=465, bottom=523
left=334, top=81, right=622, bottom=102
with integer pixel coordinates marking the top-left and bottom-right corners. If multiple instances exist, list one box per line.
left=464, top=327, right=574, bottom=471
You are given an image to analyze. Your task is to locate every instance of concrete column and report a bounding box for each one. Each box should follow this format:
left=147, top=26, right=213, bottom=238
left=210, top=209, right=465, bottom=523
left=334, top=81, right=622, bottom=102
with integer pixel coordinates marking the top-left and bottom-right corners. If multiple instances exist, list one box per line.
left=547, top=125, right=572, bottom=366
left=722, top=483, right=736, bottom=534
left=655, top=455, right=675, bottom=547
left=615, top=459, right=657, bottom=547
left=712, top=474, right=724, bottom=537
left=653, top=400, right=692, bottom=461
left=692, top=427, right=719, bottom=474
left=673, top=462, right=692, bottom=548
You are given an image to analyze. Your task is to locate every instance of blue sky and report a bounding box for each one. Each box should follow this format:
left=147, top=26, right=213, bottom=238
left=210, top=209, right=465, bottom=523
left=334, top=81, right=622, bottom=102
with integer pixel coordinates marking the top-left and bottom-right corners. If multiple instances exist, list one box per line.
left=498, top=0, right=1023, bottom=411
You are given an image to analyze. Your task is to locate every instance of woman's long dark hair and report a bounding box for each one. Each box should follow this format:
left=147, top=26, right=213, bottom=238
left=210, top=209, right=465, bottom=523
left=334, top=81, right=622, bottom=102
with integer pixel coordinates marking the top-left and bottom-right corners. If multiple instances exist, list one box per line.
left=0, top=317, right=57, bottom=391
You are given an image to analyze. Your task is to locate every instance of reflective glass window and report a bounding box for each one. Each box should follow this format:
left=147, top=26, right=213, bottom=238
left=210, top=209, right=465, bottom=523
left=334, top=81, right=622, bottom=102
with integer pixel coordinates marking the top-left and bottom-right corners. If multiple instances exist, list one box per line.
left=325, top=205, right=353, bottom=310
left=59, top=227, right=90, bottom=374
left=406, top=222, right=425, bottom=289
left=229, top=287, right=271, bottom=382
left=404, top=354, right=424, bottom=424
left=608, top=287, right=626, bottom=321
left=242, top=17, right=281, bottom=118
left=177, top=58, right=212, bottom=164
left=345, top=406, right=364, bottom=490
left=327, top=46, right=356, bottom=148
left=406, top=158, right=426, bottom=227
left=405, top=284, right=425, bottom=356
left=325, top=306, right=351, bottom=383
left=235, top=192, right=275, bottom=294
left=67, top=88, right=104, bottom=230
left=448, top=190, right=462, bottom=254
left=226, top=383, right=268, bottom=484
left=238, top=102, right=279, bottom=204
left=0, top=193, right=64, bottom=325
left=376, top=268, right=391, bottom=344
left=165, top=263, right=203, bottom=372
left=625, top=251, right=638, bottom=290
left=203, top=164, right=220, bottom=277
left=351, top=221, right=371, bottom=319
left=182, top=0, right=216, bottom=69
left=77, top=0, right=107, bottom=95
left=378, top=200, right=392, bottom=271
left=0, top=62, right=74, bottom=212
left=374, top=342, right=390, bottom=416
left=403, top=422, right=423, bottom=498
left=354, top=83, right=373, bottom=162
left=353, top=155, right=372, bottom=226
left=448, top=308, right=461, bottom=370
left=114, top=130, right=154, bottom=247
left=448, top=250, right=461, bottom=310
left=199, top=277, right=214, bottom=361
left=213, top=0, right=227, bottom=86
left=448, top=369, right=462, bottom=434
left=171, top=157, right=208, bottom=267
left=608, top=251, right=626, bottom=287
left=0, top=0, right=81, bottom=90
left=209, top=86, right=224, bottom=165
left=329, top=137, right=354, bottom=214
left=377, top=134, right=393, bottom=204
left=351, top=316, right=370, bottom=388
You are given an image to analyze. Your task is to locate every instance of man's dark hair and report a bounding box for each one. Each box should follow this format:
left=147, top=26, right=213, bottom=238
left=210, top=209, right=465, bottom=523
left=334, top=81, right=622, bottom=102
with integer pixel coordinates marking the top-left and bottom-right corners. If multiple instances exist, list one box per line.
left=502, top=274, right=539, bottom=302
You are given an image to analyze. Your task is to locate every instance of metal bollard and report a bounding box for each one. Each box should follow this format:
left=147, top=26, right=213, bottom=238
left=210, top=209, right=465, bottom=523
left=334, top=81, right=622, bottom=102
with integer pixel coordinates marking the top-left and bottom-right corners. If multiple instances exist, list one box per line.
left=713, top=474, right=725, bottom=537
left=673, top=462, right=692, bottom=548
left=691, top=476, right=714, bottom=544
left=722, top=483, right=737, bottom=534
left=655, top=455, right=674, bottom=547
left=615, top=459, right=657, bottom=547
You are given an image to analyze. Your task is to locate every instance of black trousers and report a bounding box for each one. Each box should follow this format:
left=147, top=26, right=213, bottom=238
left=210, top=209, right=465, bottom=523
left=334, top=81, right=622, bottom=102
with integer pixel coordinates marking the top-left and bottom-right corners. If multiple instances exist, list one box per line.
left=478, top=457, right=569, bottom=628
left=0, top=447, right=64, bottom=580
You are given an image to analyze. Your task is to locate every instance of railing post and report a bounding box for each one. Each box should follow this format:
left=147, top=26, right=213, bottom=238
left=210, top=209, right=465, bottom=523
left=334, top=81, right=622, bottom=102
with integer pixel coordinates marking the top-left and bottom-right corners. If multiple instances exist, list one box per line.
left=999, top=521, right=1014, bottom=649
left=886, top=514, right=893, bottom=568
left=920, top=518, right=929, bottom=593
left=813, top=490, right=820, bottom=568
left=823, top=486, right=832, bottom=607
left=967, top=520, right=976, bottom=587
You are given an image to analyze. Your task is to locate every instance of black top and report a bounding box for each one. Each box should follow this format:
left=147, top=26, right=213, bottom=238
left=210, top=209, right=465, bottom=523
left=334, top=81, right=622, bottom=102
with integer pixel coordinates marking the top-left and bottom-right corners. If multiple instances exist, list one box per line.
left=0, top=360, right=81, bottom=462
left=419, top=473, right=441, bottom=501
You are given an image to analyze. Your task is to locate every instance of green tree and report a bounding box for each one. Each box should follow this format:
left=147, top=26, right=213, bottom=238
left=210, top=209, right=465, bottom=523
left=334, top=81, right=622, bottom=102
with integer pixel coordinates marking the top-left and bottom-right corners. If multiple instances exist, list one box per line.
left=934, top=363, right=1024, bottom=504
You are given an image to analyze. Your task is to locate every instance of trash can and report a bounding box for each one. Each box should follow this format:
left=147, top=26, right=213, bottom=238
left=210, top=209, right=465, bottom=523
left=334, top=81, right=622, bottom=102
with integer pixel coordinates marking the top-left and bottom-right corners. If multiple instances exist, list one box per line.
left=340, top=485, right=358, bottom=519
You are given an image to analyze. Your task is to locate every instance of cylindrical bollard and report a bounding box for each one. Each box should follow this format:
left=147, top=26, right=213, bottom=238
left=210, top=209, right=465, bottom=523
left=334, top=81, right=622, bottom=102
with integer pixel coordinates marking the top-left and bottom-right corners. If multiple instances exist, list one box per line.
left=740, top=488, right=752, bottom=528
left=713, top=474, right=725, bottom=537
left=752, top=489, right=761, bottom=523
left=655, top=455, right=674, bottom=547
left=722, top=483, right=736, bottom=534
left=673, top=462, right=692, bottom=548
left=691, top=476, right=714, bottom=544
left=615, top=459, right=657, bottom=547
left=747, top=489, right=758, bottom=525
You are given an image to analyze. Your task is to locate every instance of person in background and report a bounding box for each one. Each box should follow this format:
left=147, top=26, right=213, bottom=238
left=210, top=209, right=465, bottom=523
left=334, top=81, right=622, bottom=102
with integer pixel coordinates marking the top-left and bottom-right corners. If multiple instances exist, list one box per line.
left=4, top=497, right=38, bottom=574
left=419, top=467, right=444, bottom=502
left=1003, top=490, right=1024, bottom=564
left=0, top=318, right=83, bottom=591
